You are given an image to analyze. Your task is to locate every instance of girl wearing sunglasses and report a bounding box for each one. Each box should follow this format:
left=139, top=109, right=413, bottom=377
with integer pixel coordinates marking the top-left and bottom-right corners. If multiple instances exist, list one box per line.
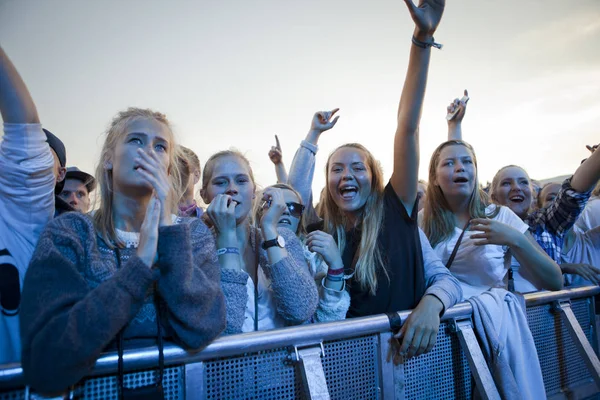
left=200, top=150, right=318, bottom=334
left=255, top=183, right=350, bottom=322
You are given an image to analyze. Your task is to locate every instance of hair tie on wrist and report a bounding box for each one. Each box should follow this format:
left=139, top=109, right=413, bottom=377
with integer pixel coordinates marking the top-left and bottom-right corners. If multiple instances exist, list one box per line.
left=217, top=247, right=240, bottom=256
left=412, top=36, right=443, bottom=50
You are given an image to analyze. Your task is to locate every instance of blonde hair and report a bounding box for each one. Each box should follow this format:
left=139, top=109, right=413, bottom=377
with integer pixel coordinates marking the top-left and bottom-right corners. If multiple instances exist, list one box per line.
left=422, top=140, right=497, bottom=248
left=320, top=143, right=385, bottom=295
left=93, top=108, right=182, bottom=248
left=593, top=180, right=600, bottom=197
left=253, top=183, right=307, bottom=237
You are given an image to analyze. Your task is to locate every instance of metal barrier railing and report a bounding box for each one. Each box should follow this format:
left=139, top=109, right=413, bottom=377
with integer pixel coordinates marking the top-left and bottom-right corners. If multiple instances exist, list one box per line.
left=1, top=285, right=599, bottom=399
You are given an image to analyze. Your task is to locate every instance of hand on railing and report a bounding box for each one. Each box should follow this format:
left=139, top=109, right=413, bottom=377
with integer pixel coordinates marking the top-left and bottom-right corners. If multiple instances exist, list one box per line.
left=387, top=295, right=444, bottom=362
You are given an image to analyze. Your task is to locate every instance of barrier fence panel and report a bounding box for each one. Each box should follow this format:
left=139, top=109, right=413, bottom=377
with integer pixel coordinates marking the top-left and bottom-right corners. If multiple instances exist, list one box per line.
left=1, top=286, right=599, bottom=400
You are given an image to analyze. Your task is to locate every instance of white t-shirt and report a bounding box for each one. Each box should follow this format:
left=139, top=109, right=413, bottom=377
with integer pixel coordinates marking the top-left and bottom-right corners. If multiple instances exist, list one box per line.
left=575, top=196, right=600, bottom=232
left=562, top=226, right=600, bottom=286
left=423, top=205, right=529, bottom=300
left=0, top=124, right=55, bottom=365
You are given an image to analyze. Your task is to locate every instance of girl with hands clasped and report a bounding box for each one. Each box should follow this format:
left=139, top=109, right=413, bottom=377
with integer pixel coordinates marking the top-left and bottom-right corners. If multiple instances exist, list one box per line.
left=20, top=108, right=226, bottom=395
left=201, top=150, right=318, bottom=334
left=288, top=0, right=462, bottom=361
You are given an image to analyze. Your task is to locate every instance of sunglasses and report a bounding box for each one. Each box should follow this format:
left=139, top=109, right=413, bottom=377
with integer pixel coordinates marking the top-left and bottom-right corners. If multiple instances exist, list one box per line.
left=286, top=202, right=304, bottom=218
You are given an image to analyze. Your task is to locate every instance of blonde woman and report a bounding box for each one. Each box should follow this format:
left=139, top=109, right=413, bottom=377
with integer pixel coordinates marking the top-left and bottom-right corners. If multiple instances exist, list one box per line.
left=200, top=150, right=318, bottom=334
left=20, top=108, right=226, bottom=395
left=289, top=0, right=463, bottom=360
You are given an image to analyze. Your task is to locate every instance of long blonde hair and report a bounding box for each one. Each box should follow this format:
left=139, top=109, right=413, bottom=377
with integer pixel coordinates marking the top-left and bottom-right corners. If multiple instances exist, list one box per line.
left=320, top=143, right=385, bottom=295
left=422, top=140, right=496, bottom=248
left=93, top=108, right=182, bottom=248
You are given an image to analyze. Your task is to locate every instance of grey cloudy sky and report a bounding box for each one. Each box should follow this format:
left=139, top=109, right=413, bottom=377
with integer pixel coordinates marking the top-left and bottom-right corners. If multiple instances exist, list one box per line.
left=1, top=0, right=599, bottom=199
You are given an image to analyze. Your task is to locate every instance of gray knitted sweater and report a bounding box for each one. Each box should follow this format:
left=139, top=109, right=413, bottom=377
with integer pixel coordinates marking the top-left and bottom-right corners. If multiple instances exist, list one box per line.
left=220, top=226, right=319, bottom=334
left=20, top=212, right=226, bottom=395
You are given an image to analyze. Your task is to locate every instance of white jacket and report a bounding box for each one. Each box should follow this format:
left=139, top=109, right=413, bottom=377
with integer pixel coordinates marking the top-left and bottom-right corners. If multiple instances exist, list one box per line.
left=0, top=123, right=55, bottom=365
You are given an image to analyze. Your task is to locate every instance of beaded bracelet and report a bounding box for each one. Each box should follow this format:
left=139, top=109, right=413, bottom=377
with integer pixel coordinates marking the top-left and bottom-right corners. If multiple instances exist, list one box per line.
left=216, top=247, right=240, bottom=256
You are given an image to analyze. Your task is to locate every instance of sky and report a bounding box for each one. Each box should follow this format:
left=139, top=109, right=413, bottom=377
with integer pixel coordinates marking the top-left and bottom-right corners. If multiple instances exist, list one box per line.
left=1, top=0, right=599, bottom=202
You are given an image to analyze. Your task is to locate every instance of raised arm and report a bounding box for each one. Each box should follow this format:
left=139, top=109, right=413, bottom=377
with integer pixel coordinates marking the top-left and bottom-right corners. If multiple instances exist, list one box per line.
left=571, top=143, right=600, bottom=193
left=0, top=46, right=39, bottom=124
left=288, top=109, right=339, bottom=207
left=446, top=89, right=468, bottom=141
left=390, top=0, right=445, bottom=215
left=268, top=135, right=288, bottom=184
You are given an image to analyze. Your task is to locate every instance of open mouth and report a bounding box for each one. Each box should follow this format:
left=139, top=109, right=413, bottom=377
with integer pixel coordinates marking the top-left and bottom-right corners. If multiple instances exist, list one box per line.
left=509, top=195, right=525, bottom=203
left=453, top=177, right=469, bottom=183
left=278, top=218, right=292, bottom=226
left=339, top=185, right=358, bottom=200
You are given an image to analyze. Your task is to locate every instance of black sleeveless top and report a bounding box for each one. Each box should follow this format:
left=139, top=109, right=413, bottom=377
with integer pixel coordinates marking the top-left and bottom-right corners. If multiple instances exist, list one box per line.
left=309, top=182, right=425, bottom=318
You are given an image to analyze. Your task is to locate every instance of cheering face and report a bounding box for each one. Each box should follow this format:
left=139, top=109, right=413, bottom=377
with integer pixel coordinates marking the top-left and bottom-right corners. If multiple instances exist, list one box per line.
left=204, top=155, right=255, bottom=224
left=277, top=188, right=303, bottom=234
left=110, top=118, right=171, bottom=196
left=327, top=147, right=373, bottom=218
left=493, top=166, right=533, bottom=219
left=435, top=144, right=476, bottom=201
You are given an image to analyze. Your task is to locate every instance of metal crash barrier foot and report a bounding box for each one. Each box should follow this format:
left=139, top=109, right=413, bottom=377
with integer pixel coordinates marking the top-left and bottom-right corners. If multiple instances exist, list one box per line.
left=554, top=300, right=600, bottom=390
left=450, top=318, right=501, bottom=400
left=289, top=343, right=330, bottom=400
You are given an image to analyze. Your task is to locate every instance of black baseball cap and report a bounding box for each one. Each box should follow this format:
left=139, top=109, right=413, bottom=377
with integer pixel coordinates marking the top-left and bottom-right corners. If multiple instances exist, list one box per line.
left=43, top=128, right=67, bottom=194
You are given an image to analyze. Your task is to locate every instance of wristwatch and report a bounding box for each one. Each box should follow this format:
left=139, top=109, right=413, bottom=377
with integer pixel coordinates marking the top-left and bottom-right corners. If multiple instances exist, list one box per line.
left=262, top=235, right=286, bottom=250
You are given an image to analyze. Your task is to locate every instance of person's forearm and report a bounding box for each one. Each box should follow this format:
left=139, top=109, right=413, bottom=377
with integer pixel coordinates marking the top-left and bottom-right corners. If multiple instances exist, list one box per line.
left=571, top=146, right=600, bottom=193
left=391, top=32, right=432, bottom=212
left=288, top=139, right=319, bottom=207
left=511, top=234, right=563, bottom=291
left=447, top=122, right=462, bottom=141
left=274, top=162, right=288, bottom=184
left=0, top=47, right=39, bottom=124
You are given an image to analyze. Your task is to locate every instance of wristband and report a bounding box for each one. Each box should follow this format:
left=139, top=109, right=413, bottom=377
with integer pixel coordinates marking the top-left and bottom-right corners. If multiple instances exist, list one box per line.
left=326, top=274, right=344, bottom=282
left=411, top=35, right=443, bottom=50
left=217, top=247, right=240, bottom=256
left=327, top=267, right=344, bottom=276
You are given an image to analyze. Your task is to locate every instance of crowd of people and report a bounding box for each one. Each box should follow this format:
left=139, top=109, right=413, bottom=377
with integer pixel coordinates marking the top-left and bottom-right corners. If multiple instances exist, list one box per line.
left=0, top=0, right=598, bottom=398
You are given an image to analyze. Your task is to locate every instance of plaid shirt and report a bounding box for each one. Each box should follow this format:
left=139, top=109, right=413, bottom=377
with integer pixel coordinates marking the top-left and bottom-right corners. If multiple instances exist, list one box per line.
left=526, top=177, right=591, bottom=264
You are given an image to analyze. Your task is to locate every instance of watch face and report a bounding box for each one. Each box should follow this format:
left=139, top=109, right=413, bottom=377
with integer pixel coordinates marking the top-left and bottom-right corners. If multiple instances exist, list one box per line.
left=277, top=235, right=286, bottom=248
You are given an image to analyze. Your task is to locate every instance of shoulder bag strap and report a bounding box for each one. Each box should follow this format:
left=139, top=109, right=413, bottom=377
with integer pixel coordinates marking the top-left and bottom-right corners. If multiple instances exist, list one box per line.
left=445, top=220, right=471, bottom=270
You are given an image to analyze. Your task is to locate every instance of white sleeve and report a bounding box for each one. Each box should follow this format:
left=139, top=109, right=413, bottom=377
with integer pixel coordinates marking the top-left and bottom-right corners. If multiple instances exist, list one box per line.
left=496, top=205, right=529, bottom=234
left=0, top=123, right=55, bottom=247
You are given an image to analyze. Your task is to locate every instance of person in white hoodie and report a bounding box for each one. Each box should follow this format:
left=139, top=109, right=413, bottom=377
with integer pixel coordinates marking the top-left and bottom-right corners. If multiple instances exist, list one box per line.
left=0, top=46, right=63, bottom=364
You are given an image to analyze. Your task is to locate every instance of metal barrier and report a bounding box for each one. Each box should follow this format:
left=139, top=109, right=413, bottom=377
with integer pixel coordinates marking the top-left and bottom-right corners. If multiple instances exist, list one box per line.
left=1, top=286, right=599, bottom=400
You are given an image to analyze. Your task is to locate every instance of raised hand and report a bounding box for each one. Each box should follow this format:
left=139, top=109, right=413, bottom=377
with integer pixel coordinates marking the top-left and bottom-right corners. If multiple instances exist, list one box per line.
left=306, top=231, right=344, bottom=270
left=135, top=148, right=172, bottom=226
left=137, top=195, right=161, bottom=267
left=446, top=89, right=469, bottom=123
left=403, top=0, right=446, bottom=38
left=309, top=109, right=340, bottom=134
left=206, top=194, right=237, bottom=235
left=259, top=187, right=287, bottom=236
left=268, top=135, right=283, bottom=165
left=470, top=218, right=521, bottom=247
